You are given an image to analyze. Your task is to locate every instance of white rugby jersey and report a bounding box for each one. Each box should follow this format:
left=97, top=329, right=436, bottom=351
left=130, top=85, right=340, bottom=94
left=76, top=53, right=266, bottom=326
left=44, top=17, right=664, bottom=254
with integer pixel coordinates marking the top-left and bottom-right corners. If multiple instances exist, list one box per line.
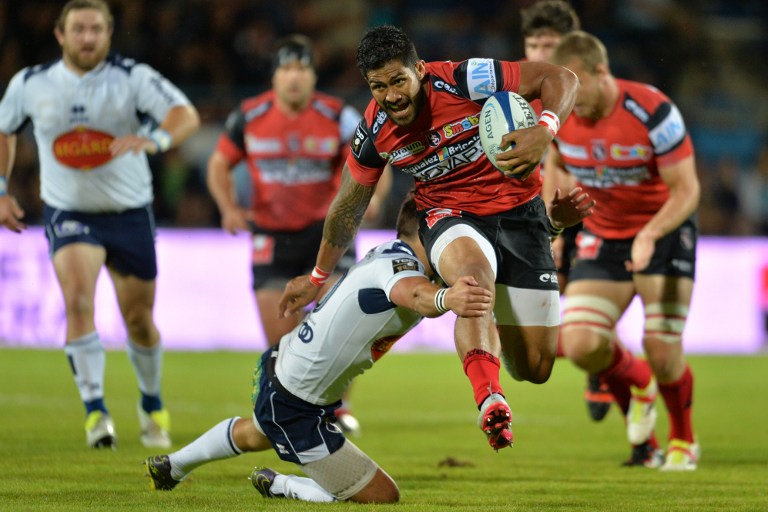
left=275, top=239, right=429, bottom=405
left=0, top=55, right=192, bottom=212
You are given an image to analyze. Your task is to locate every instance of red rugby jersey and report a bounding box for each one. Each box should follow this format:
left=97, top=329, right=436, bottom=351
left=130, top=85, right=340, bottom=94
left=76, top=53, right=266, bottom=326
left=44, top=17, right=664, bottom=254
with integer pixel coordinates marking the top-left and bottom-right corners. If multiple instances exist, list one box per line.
left=215, top=90, right=357, bottom=231
left=347, top=59, right=541, bottom=215
left=554, top=79, right=694, bottom=238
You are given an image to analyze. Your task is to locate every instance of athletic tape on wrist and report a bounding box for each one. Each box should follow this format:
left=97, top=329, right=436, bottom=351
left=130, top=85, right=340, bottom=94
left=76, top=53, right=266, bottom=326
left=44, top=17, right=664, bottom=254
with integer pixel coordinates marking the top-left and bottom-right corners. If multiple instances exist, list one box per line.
left=0, top=176, right=7, bottom=196
left=309, top=266, right=331, bottom=287
left=434, top=288, right=449, bottom=314
left=149, top=128, right=173, bottom=153
left=547, top=217, right=564, bottom=238
left=538, top=110, right=560, bottom=138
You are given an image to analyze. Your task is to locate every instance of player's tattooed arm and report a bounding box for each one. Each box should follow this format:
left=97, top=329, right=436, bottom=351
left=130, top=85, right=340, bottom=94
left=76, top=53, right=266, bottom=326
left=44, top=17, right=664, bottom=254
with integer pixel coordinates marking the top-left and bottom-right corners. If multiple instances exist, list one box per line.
left=323, top=166, right=376, bottom=249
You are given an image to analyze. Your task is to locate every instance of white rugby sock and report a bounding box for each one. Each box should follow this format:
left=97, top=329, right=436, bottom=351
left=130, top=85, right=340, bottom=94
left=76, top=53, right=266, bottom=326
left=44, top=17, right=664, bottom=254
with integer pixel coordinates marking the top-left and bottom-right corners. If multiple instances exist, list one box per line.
left=126, top=338, right=163, bottom=396
left=271, top=474, right=336, bottom=502
left=64, top=332, right=105, bottom=403
left=169, top=417, right=242, bottom=480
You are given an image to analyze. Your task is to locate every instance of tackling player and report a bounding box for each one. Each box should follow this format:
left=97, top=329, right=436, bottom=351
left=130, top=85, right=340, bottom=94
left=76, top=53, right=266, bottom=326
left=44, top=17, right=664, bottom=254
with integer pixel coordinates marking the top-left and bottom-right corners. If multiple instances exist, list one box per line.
left=0, top=0, right=200, bottom=449
left=547, top=31, right=700, bottom=470
left=206, top=35, right=389, bottom=437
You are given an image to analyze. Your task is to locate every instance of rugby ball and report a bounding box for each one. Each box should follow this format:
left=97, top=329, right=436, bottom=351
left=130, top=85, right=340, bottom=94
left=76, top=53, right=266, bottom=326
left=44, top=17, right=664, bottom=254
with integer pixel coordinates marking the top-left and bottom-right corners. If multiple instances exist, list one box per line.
left=479, top=91, right=537, bottom=172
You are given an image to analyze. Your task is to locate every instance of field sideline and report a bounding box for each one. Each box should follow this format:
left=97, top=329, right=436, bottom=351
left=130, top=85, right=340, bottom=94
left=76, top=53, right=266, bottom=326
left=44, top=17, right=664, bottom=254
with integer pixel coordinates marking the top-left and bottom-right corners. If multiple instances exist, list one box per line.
left=0, top=349, right=766, bottom=511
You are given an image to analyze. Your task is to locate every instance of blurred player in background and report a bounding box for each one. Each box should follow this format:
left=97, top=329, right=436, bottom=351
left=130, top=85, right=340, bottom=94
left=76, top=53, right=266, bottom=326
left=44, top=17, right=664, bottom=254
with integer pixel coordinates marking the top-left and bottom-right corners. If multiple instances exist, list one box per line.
left=548, top=31, right=700, bottom=470
left=0, top=0, right=200, bottom=449
left=206, top=35, right=389, bottom=437
left=144, top=193, right=493, bottom=502
left=279, top=25, right=590, bottom=452
left=521, top=0, right=618, bottom=422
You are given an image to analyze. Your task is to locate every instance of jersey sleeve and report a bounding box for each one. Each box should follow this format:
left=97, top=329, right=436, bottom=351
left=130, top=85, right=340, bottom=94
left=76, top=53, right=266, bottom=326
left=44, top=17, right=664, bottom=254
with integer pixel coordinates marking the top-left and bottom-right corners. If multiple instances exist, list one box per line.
left=380, top=255, right=428, bottom=301
left=646, top=101, right=694, bottom=166
left=347, top=119, right=386, bottom=186
left=0, top=69, right=29, bottom=134
left=131, top=62, right=193, bottom=124
left=453, top=58, right=521, bottom=101
left=214, top=107, right=246, bottom=164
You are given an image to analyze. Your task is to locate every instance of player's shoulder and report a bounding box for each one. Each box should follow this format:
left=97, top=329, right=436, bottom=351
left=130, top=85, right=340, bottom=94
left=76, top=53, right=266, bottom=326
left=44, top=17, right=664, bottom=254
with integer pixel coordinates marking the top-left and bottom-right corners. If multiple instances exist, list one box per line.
left=20, top=59, right=60, bottom=83
left=239, top=91, right=274, bottom=119
left=618, top=79, right=672, bottom=114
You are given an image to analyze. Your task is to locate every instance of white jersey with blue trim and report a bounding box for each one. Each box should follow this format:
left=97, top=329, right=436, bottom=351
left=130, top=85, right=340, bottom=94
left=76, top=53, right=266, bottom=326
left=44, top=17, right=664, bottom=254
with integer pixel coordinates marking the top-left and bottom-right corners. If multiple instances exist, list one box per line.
left=0, top=55, right=192, bottom=212
left=275, top=239, right=428, bottom=405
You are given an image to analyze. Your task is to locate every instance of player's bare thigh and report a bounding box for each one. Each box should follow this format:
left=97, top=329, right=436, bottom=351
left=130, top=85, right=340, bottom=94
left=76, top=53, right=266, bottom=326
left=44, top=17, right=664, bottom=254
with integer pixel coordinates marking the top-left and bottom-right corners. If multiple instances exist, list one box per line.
left=52, top=242, right=106, bottom=340
left=108, top=266, right=159, bottom=347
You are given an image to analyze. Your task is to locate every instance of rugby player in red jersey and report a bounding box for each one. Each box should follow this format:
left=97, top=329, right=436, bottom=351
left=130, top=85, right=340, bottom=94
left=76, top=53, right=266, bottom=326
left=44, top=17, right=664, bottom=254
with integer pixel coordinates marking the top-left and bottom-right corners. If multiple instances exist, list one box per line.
left=279, top=25, right=593, bottom=451
left=547, top=31, right=700, bottom=470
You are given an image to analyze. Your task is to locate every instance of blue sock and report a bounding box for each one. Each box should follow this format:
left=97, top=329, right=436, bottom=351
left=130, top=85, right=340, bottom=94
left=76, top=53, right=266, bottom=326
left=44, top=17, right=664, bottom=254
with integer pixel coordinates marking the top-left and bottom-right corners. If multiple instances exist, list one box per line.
left=85, top=398, right=108, bottom=416
left=141, top=392, right=163, bottom=414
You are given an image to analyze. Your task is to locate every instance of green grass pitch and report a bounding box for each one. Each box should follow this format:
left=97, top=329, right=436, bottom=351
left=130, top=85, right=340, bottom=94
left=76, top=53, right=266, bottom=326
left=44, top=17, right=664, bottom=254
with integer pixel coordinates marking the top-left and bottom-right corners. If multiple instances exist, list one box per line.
left=0, top=349, right=766, bottom=511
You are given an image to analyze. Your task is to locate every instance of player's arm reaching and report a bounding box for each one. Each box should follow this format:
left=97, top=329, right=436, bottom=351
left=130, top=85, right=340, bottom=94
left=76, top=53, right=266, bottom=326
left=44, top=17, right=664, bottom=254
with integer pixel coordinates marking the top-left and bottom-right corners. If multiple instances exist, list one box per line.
left=389, top=275, right=492, bottom=319
left=494, top=61, right=578, bottom=178
left=0, top=132, right=25, bottom=233
left=627, top=154, right=700, bottom=272
left=279, top=164, right=377, bottom=317
left=207, top=149, right=249, bottom=234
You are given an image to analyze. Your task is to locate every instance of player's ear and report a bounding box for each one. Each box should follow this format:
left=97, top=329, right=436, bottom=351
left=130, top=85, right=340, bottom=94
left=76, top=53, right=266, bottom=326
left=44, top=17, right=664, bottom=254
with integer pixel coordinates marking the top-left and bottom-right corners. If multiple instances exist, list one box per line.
left=415, top=60, right=426, bottom=80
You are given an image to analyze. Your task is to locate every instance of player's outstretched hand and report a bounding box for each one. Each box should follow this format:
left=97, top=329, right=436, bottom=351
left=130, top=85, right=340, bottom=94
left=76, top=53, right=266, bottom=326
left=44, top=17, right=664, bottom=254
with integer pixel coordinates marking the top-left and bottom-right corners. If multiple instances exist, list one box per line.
left=444, top=276, right=493, bottom=317
left=278, top=275, right=320, bottom=318
left=0, top=195, right=27, bottom=233
left=549, top=186, right=596, bottom=229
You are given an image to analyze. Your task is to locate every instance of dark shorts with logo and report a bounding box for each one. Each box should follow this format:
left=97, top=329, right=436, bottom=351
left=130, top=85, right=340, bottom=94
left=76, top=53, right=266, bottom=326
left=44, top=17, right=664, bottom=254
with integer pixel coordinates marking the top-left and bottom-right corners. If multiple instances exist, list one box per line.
left=43, top=204, right=157, bottom=280
left=569, top=216, right=698, bottom=282
left=417, top=195, right=558, bottom=290
left=250, top=220, right=357, bottom=290
left=252, top=348, right=345, bottom=464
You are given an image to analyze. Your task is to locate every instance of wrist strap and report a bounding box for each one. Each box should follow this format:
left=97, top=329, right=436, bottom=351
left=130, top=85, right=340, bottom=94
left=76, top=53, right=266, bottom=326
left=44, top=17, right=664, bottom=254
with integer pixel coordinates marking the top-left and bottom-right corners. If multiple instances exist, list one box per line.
left=538, top=110, right=560, bottom=138
left=0, top=176, right=7, bottom=196
left=547, top=217, right=564, bottom=238
left=149, top=128, right=173, bottom=153
left=309, top=266, right=331, bottom=287
left=434, top=288, right=448, bottom=314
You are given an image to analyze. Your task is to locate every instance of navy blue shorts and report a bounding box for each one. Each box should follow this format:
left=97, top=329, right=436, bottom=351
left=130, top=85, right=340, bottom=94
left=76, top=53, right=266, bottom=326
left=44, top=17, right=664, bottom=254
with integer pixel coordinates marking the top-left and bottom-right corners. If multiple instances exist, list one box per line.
left=43, top=204, right=158, bottom=280
left=252, top=348, right=345, bottom=464
left=569, top=216, right=698, bottom=282
left=417, top=195, right=558, bottom=290
left=249, top=220, right=357, bottom=290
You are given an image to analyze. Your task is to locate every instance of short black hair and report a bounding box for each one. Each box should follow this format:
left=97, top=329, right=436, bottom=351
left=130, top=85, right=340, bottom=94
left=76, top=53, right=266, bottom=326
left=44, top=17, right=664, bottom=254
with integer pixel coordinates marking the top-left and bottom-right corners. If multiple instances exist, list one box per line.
left=272, top=34, right=314, bottom=72
left=356, top=25, right=420, bottom=78
left=521, top=0, right=580, bottom=37
left=395, top=190, right=418, bottom=240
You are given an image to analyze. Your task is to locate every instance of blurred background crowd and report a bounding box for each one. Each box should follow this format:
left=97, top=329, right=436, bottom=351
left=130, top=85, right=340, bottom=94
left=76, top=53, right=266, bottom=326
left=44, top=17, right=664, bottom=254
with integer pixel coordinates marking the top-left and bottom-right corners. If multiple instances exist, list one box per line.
left=1, top=0, right=766, bottom=234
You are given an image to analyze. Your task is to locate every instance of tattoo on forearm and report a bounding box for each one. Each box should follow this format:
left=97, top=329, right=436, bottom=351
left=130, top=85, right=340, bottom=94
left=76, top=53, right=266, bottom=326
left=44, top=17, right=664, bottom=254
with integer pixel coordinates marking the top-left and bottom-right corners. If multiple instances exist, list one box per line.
left=324, top=170, right=375, bottom=248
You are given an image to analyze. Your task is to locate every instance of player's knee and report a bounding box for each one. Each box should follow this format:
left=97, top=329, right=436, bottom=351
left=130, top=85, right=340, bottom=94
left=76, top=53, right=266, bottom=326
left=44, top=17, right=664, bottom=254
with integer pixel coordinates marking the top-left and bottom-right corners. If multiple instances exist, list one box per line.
left=562, top=295, right=619, bottom=361
left=642, top=302, right=687, bottom=345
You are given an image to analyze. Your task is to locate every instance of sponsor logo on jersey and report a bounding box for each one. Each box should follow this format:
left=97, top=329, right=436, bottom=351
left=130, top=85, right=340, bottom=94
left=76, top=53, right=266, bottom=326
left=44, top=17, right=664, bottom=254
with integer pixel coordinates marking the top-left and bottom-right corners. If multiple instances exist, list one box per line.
left=649, top=104, right=686, bottom=154
left=298, top=322, right=314, bottom=343
left=401, top=136, right=484, bottom=181
left=538, top=272, right=558, bottom=284
left=591, top=140, right=607, bottom=161
left=466, top=58, right=497, bottom=100
left=53, top=127, right=114, bottom=170
left=245, top=135, right=281, bottom=153
left=557, top=141, right=588, bottom=159
left=351, top=125, right=368, bottom=158
left=443, top=115, right=479, bottom=138
left=391, top=258, right=419, bottom=274
left=386, top=141, right=425, bottom=163
left=372, top=110, right=388, bottom=134
left=610, top=144, right=653, bottom=161
left=566, top=164, right=651, bottom=188
left=425, top=207, right=462, bottom=228
left=303, top=136, right=339, bottom=155
left=427, top=131, right=442, bottom=147
left=432, top=78, right=460, bottom=96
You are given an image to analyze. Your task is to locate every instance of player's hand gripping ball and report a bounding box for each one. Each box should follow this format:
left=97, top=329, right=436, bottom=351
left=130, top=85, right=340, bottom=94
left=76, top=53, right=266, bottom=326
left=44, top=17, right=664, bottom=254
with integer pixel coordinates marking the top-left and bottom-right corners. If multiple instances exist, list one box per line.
left=479, top=91, right=538, bottom=173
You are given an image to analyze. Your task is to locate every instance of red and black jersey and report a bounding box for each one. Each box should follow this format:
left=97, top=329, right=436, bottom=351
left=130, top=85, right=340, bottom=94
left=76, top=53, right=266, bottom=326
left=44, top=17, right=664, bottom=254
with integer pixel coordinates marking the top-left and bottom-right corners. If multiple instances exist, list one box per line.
left=347, top=59, right=541, bottom=216
left=554, top=79, right=694, bottom=239
left=215, top=90, right=359, bottom=231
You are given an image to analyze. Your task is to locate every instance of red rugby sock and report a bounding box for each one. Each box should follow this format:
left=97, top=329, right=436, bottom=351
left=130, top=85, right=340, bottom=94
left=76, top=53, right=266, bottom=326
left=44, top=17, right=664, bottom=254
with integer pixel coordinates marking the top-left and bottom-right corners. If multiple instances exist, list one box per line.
left=462, top=349, right=504, bottom=407
left=658, top=364, right=695, bottom=443
left=599, top=341, right=652, bottom=415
